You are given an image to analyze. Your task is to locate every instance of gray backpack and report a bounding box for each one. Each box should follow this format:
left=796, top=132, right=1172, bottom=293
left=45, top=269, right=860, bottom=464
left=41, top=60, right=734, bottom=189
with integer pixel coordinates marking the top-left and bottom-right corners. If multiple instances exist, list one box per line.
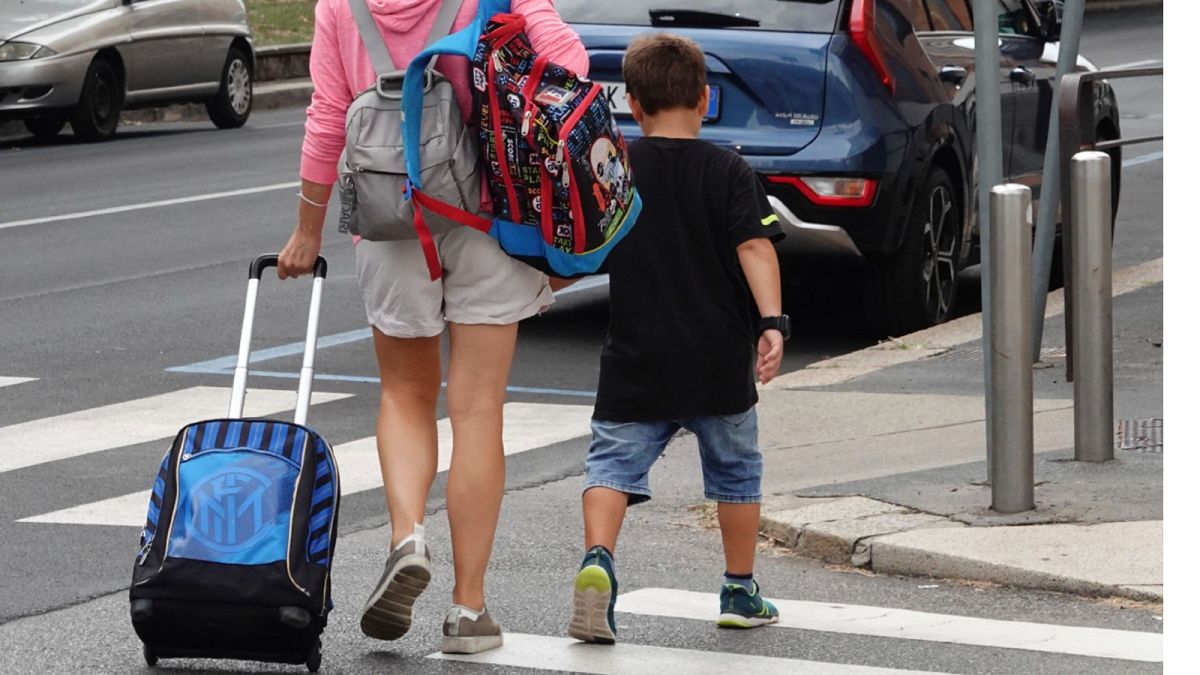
left=338, top=0, right=479, bottom=244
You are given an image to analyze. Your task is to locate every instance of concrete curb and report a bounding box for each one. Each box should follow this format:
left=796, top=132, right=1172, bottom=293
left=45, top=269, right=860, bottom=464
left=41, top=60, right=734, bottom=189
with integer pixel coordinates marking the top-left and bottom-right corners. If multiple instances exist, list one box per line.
left=766, top=257, right=1162, bottom=390
left=760, top=496, right=1163, bottom=603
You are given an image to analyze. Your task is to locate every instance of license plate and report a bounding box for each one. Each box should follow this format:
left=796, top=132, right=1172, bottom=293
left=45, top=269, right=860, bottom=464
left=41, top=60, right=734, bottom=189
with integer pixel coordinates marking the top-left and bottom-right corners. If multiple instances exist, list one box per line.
left=596, top=81, right=721, bottom=122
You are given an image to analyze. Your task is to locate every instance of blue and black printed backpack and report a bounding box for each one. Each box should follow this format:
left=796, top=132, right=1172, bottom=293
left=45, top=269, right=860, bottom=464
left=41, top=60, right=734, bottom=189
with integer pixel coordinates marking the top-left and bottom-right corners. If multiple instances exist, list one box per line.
left=401, top=0, right=641, bottom=278
left=130, top=255, right=337, bottom=673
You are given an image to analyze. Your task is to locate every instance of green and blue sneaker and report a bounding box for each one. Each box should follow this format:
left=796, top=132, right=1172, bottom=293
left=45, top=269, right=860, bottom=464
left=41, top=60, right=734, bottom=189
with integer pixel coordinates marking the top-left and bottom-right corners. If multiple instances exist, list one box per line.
left=568, top=545, right=618, bottom=643
left=718, top=580, right=780, bottom=629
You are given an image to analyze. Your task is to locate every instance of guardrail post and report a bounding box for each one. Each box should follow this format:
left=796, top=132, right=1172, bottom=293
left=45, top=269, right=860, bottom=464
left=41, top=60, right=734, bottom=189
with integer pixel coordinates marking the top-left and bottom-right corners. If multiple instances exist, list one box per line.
left=989, top=185, right=1035, bottom=513
left=1071, top=151, right=1114, bottom=463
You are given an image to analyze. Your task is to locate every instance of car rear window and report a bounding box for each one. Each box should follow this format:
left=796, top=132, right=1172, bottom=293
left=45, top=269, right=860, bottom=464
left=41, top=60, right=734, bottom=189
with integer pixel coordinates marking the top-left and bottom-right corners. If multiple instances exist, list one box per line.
left=555, top=0, right=844, bottom=33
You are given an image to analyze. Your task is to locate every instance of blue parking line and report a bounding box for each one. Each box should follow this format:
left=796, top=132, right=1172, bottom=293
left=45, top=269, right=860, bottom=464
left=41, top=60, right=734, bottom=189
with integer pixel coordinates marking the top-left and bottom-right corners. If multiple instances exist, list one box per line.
left=244, top=369, right=596, bottom=398
left=168, top=275, right=611, bottom=375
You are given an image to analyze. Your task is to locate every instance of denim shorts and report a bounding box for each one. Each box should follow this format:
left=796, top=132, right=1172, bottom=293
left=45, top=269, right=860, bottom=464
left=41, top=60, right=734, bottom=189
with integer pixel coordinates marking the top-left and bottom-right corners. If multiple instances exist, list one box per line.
left=584, top=408, right=762, bottom=505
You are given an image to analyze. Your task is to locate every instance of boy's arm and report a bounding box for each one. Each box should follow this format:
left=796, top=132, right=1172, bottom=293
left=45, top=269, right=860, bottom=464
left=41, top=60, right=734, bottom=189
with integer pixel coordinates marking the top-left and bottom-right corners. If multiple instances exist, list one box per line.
left=726, top=157, right=787, bottom=384
left=737, top=238, right=785, bottom=384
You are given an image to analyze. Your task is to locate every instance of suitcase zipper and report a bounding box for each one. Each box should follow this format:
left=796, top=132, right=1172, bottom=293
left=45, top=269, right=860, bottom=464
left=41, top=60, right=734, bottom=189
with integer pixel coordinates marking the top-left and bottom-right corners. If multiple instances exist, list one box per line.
left=285, top=431, right=311, bottom=597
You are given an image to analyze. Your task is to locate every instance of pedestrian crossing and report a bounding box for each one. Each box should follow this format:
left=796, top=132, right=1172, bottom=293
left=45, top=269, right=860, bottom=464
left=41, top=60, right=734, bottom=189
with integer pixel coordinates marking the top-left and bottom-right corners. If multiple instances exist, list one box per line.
left=431, top=588, right=1161, bottom=672
left=616, top=588, right=1162, bottom=663
left=432, top=633, right=940, bottom=674
left=0, top=376, right=36, bottom=389
left=3, top=377, right=592, bottom=527
left=0, top=386, right=351, bottom=474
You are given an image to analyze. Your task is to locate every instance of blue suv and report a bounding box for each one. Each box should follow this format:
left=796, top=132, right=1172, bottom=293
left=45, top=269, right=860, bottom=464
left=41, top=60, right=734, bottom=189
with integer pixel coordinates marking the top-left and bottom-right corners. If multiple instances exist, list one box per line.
left=558, top=0, right=1121, bottom=335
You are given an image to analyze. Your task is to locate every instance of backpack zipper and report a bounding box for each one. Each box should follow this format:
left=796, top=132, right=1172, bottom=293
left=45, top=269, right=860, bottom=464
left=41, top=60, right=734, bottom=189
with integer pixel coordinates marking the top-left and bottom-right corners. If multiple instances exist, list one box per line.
left=557, top=84, right=603, bottom=250
left=489, top=49, right=522, bottom=224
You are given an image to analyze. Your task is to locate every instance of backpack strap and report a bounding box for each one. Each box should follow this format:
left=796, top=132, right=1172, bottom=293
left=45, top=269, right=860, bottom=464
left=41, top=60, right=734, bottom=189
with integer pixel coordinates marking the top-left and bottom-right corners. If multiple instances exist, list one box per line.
left=348, top=0, right=464, bottom=90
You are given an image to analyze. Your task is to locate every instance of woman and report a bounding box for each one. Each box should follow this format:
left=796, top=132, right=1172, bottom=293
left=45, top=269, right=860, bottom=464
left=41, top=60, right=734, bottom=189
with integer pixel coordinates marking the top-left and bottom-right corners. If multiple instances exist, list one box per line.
left=276, top=0, right=587, bottom=655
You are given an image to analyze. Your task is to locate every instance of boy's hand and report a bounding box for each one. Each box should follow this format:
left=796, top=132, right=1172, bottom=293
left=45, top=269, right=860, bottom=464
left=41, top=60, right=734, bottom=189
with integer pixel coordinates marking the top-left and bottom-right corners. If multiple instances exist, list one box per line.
left=756, top=329, right=784, bottom=384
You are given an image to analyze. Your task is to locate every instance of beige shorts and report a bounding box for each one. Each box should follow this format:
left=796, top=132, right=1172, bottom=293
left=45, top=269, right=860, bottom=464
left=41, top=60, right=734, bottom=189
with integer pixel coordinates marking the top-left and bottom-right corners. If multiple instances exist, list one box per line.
left=355, top=226, right=554, bottom=338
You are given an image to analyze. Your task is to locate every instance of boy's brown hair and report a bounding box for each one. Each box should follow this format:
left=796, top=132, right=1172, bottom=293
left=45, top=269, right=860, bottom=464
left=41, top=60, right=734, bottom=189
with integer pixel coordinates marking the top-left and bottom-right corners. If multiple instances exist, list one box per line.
left=622, top=33, right=707, bottom=115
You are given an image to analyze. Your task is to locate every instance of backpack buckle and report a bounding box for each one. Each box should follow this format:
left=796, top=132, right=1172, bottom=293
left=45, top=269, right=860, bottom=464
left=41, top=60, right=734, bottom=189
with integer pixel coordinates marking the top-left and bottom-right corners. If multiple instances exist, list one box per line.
left=375, top=71, right=406, bottom=100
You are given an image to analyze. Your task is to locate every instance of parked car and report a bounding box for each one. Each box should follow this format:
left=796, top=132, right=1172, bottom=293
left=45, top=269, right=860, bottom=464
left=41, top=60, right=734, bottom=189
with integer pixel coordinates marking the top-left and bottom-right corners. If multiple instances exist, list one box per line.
left=558, top=0, right=1121, bottom=336
left=0, top=0, right=254, bottom=141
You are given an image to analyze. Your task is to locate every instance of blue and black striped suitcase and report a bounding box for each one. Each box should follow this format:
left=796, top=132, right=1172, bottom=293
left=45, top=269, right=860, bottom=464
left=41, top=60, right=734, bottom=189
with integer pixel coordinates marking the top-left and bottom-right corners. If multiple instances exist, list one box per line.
left=130, top=255, right=339, bottom=673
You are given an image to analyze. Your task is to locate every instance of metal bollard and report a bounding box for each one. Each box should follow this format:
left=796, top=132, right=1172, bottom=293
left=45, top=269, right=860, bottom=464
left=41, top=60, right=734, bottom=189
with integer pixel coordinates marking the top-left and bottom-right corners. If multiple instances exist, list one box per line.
left=1070, top=151, right=1114, bottom=462
left=989, top=185, right=1035, bottom=513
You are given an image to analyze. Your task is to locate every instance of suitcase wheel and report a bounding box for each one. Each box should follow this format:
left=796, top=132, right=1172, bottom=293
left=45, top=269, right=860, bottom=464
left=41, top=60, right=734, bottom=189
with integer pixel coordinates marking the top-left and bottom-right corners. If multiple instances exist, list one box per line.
left=142, top=644, right=158, bottom=667
left=306, top=639, right=322, bottom=673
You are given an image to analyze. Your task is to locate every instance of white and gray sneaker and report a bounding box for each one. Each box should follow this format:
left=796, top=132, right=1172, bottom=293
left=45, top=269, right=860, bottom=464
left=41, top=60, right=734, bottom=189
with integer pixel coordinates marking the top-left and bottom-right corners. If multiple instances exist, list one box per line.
left=442, top=604, right=504, bottom=654
left=359, top=525, right=432, bottom=640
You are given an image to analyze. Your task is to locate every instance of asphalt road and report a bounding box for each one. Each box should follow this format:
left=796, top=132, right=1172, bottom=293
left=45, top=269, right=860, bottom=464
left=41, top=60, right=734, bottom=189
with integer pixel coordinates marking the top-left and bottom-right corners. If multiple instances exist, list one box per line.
left=0, top=6, right=1163, bottom=673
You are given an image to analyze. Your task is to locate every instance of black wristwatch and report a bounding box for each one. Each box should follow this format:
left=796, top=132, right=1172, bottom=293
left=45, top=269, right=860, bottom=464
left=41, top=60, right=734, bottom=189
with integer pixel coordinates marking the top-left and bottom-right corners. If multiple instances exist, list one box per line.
left=759, top=315, right=791, bottom=341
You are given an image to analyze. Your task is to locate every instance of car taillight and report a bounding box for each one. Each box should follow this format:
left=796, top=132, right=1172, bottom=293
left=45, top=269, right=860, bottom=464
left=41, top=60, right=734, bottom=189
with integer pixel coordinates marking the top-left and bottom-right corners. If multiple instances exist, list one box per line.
left=849, top=0, right=894, bottom=94
left=767, top=175, right=878, bottom=208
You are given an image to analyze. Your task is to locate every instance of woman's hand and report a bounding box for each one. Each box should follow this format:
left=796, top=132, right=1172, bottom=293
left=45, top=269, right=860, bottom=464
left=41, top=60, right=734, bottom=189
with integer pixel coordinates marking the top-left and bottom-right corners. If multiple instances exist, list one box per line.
left=278, top=226, right=323, bottom=279
left=279, top=180, right=334, bottom=280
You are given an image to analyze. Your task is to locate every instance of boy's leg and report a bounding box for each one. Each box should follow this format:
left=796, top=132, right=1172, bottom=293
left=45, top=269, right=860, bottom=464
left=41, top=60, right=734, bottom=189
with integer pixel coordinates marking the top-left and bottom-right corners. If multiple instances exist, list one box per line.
left=687, top=408, right=779, bottom=628
left=583, top=486, right=628, bottom=554
left=717, top=501, right=761, bottom=576
left=570, top=419, right=677, bottom=643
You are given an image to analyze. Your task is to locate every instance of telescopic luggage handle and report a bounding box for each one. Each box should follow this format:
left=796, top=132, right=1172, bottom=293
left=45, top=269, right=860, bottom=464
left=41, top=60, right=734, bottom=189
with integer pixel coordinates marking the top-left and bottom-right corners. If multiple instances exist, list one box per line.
left=229, top=254, right=328, bottom=427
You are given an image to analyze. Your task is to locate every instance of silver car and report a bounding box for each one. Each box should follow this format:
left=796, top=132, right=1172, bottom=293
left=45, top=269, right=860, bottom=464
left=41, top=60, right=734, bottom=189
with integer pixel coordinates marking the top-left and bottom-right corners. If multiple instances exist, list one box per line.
left=0, top=0, right=254, bottom=141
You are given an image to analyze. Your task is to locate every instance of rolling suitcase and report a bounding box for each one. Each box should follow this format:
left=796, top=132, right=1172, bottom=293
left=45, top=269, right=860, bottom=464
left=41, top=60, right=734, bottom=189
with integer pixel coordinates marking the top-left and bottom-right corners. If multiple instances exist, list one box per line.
left=130, top=254, right=339, bottom=672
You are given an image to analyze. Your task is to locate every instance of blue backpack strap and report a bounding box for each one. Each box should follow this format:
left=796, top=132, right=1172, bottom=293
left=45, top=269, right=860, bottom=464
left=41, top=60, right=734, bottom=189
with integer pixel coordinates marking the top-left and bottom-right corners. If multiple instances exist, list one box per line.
left=402, top=0, right=512, bottom=186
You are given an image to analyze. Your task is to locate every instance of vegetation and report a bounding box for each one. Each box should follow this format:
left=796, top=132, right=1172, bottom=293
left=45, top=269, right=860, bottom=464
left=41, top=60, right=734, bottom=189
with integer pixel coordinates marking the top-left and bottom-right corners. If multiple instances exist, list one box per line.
left=246, top=0, right=318, bottom=47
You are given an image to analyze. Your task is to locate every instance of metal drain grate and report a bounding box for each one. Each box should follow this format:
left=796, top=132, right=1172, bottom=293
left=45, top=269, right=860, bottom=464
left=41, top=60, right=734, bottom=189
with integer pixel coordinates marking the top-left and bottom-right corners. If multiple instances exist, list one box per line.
left=1116, top=418, right=1163, bottom=453
left=937, top=346, right=1068, bottom=362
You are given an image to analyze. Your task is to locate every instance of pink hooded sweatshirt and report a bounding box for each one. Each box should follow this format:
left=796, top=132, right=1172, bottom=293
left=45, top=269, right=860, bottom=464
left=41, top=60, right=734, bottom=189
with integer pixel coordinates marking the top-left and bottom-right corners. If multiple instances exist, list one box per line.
left=300, top=0, right=589, bottom=185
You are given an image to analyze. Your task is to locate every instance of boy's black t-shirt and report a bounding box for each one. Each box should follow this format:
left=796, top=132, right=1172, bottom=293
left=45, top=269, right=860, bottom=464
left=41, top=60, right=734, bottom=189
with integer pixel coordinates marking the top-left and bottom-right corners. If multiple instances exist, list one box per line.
left=593, top=137, right=784, bottom=422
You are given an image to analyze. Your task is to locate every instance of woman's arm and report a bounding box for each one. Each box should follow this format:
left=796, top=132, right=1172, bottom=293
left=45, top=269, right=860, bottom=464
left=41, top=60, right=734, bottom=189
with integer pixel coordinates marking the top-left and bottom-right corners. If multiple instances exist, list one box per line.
left=282, top=0, right=350, bottom=279
left=514, top=0, right=590, bottom=76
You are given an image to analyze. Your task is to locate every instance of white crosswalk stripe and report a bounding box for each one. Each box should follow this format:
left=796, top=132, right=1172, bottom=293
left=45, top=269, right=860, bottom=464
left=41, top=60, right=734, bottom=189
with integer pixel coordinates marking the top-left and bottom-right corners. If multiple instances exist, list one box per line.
left=19, top=402, right=593, bottom=526
left=616, top=588, right=1162, bottom=663
left=430, top=633, right=940, bottom=674
left=0, top=386, right=352, bottom=475
left=0, top=376, right=37, bottom=388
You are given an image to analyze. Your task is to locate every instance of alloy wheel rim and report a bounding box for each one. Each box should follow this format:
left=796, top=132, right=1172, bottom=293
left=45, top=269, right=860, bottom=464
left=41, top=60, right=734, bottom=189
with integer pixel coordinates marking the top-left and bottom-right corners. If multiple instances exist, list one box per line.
left=228, top=59, right=251, bottom=116
left=920, top=185, right=958, bottom=324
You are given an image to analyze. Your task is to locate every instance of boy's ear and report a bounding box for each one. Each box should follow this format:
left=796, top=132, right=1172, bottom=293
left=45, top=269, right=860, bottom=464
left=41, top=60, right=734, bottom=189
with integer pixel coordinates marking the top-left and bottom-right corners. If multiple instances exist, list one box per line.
left=696, top=85, right=711, bottom=117
left=628, top=94, right=643, bottom=123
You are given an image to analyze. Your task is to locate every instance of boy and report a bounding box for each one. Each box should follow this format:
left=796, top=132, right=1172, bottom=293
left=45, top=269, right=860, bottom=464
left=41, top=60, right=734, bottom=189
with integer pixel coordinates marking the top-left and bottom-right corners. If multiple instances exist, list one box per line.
left=568, top=33, right=788, bottom=644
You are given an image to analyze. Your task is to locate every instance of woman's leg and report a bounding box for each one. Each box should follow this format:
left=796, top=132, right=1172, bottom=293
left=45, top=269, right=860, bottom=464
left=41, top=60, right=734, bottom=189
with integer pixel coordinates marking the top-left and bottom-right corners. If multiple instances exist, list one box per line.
left=444, top=321, right=519, bottom=611
left=372, top=327, right=442, bottom=547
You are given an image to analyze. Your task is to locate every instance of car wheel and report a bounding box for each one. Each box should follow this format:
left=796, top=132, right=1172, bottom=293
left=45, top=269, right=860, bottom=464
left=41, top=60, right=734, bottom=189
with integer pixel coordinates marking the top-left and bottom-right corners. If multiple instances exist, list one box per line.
left=24, top=117, right=68, bottom=140
left=206, top=46, right=253, bottom=129
left=864, top=166, right=961, bottom=337
left=69, top=58, right=123, bottom=141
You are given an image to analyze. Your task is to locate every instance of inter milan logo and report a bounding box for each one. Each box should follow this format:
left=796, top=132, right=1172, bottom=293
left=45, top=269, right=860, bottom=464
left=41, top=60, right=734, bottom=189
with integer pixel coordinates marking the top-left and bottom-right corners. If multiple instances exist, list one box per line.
left=187, top=467, right=273, bottom=553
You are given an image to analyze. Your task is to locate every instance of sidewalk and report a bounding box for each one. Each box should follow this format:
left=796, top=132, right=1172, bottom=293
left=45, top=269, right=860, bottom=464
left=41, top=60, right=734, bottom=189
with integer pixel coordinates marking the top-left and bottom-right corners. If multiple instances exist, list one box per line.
left=754, top=258, right=1163, bottom=602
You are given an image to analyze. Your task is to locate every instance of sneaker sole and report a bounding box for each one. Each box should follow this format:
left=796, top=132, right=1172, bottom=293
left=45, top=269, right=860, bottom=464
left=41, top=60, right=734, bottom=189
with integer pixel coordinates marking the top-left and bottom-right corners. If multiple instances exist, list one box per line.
left=717, top=612, right=780, bottom=629
left=359, top=553, right=431, bottom=641
left=568, top=565, right=616, bottom=644
left=441, top=634, right=504, bottom=655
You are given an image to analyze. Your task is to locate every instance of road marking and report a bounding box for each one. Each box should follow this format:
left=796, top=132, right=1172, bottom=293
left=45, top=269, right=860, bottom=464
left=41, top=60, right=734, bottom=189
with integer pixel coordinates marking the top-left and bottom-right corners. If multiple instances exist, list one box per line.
left=0, top=386, right=351, bottom=475
left=1123, top=150, right=1163, bottom=168
left=1105, top=59, right=1162, bottom=70
left=430, top=633, right=938, bottom=674
left=0, top=376, right=36, bottom=389
left=616, top=588, right=1162, bottom=663
left=0, top=182, right=300, bottom=231
left=167, top=276, right=611, bottom=377
left=20, top=402, right=592, bottom=526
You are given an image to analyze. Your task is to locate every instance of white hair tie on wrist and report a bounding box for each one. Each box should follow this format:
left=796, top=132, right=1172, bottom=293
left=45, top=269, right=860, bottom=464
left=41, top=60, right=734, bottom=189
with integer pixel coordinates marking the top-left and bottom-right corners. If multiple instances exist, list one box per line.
left=297, top=192, right=329, bottom=208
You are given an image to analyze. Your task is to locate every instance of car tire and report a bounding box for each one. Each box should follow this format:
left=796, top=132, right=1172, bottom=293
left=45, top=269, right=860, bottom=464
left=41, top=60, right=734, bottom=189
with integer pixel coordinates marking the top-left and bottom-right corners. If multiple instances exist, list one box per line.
left=864, top=166, right=961, bottom=337
left=206, top=46, right=253, bottom=129
left=69, top=57, right=123, bottom=142
left=24, top=117, right=68, bottom=140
